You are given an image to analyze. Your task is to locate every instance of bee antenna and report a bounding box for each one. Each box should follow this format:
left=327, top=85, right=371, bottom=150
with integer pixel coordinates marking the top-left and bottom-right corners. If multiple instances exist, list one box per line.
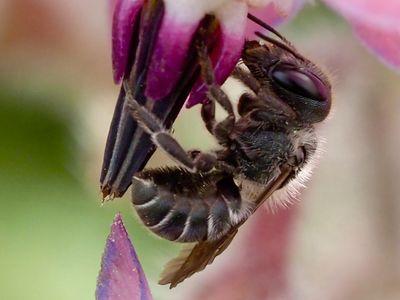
left=247, top=13, right=285, bottom=41
left=248, top=14, right=306, bottom=61
left=254, top=31, right=305, bottom=61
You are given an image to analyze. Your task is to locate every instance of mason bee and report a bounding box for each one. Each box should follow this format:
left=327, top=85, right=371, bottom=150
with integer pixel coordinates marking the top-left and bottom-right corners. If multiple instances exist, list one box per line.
left=124, top=14, right=332, bottom=288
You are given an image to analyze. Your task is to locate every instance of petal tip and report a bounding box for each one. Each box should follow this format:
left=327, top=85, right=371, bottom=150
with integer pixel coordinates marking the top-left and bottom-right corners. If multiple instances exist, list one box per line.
left=96, top=213, right=153, bottom=300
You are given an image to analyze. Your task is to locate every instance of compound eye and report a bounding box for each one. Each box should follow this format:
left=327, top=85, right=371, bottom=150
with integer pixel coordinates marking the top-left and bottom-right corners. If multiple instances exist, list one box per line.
left=271, top=64, right=327, bottom=101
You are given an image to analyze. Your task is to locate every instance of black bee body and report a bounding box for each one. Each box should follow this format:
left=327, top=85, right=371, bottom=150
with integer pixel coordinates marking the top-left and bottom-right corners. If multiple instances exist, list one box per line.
left=125, top=14, right=332, bottom=286
left=132, top=122, right=317, bottom=242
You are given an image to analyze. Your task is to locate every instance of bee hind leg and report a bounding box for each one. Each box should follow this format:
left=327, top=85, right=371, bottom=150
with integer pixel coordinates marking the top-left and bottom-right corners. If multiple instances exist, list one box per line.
left=124, top=81, right=217, bottom=172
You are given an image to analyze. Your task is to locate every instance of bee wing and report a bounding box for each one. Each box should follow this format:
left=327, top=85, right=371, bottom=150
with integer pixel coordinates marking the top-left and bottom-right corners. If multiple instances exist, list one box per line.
left=158, top=228, right=238, bottom=288
left=158, top=164, right=293, bottom=288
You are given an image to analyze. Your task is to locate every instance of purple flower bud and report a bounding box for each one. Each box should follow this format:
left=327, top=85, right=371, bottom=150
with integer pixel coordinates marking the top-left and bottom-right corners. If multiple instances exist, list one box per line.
left=96, top=214, right=153, bottom=300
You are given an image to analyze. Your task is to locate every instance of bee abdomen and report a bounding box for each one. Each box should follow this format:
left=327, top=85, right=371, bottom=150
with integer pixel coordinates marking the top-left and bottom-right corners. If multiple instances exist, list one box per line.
left=131, top=169, right=250, bottom=242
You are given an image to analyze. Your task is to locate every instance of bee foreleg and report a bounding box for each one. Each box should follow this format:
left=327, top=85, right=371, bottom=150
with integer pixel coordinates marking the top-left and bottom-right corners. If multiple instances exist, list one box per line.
left=280, top=146, right=307, bottom=188
left=201, top=101, right=232, bottom=145
left=288, top=146, right=306, bottom=168
left=231, top=67, right=260, bottom=94
left=197, top=43, right=235, bottom=142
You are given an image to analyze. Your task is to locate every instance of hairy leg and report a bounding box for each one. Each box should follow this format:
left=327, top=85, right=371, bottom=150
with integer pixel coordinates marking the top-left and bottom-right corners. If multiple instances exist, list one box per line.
left=124, top=81, right=217, bottom=172
left=197, top=43, right=236, bottom=145
left=231, top=67, right=260, bottom=94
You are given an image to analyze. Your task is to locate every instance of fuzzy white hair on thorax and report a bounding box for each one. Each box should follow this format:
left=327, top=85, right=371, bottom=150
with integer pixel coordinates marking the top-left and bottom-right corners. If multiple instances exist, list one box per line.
left=267, top=132, right=326, bottom=211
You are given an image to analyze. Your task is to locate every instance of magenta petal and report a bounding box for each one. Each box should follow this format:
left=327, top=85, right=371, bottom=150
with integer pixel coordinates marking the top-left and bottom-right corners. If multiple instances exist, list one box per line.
left=112, top=0, right=144, bottom=83
left=186, top=2, right=248, bottom=107
left=109, top=0, right=118, bottom=15
left=145, top=9, right=201, bottom=100
left=353, top=22, right=400, bottom=70
left=324, top=0, right=400, bottom=70
left=246, top=0, right=306, bottom=38
left=96, top=214, right=153, bottom=300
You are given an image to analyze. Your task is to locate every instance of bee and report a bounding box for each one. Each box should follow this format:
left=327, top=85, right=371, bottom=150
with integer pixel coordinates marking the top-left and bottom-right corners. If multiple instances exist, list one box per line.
left=125, top=14, right=332, bottom=288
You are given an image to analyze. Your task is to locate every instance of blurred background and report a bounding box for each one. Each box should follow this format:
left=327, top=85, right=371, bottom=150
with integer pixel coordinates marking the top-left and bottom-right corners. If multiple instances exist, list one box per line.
left=0, top=1, right=399, bottom=299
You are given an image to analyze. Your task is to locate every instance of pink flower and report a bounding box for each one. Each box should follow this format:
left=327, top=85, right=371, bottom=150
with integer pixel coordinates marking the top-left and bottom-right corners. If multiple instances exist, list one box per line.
left=250, top=0, right=400, bottom=70
left=113, top=0, right=242, bottom=104
left=100, top=0, right=300, bottom=199
left=324, top=0, right=400, bottom=70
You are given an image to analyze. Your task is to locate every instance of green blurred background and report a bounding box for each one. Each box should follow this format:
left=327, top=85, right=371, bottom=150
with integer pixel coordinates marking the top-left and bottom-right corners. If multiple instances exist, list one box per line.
left=1, top=1, right=399, bottom=300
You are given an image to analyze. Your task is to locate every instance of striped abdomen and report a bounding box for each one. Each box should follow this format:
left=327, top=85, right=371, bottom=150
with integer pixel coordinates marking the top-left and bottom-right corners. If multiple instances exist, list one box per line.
left=131, top=167, right=253, bottom=242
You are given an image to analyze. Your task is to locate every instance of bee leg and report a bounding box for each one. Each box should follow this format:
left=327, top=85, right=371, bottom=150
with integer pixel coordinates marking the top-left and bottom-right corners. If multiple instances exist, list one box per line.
left=231, top=67, right=260, bottom=94
left=280, top=146, right=307, bottom=188
left=189, top=149, right=235, bottom=173
left=124, top=81, right=217, bottom=172
left=197, top=44, right=235, bottom=118
left=200, top=100, right=215, bottom=134
left=237, top=93, right=261, bottom=117
left=291, top=146, right=306, bottom=168
left=200, top=101, right=232, bottom=146
left=197, top=43, right=235, bottom=145
left=231, top=55, right=294, bottom=120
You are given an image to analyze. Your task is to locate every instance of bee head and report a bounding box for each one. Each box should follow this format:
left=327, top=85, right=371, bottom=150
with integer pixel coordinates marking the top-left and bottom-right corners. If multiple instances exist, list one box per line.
left=242, top=27, right=332, bottom=125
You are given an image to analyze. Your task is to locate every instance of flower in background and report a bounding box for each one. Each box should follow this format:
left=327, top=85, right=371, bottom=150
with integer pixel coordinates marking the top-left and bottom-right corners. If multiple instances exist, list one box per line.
left=323, top=0, right=400, bottom=70
left=96, top=213, right=153, bottom=300
left=249, top=0, right=400, bottom=70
